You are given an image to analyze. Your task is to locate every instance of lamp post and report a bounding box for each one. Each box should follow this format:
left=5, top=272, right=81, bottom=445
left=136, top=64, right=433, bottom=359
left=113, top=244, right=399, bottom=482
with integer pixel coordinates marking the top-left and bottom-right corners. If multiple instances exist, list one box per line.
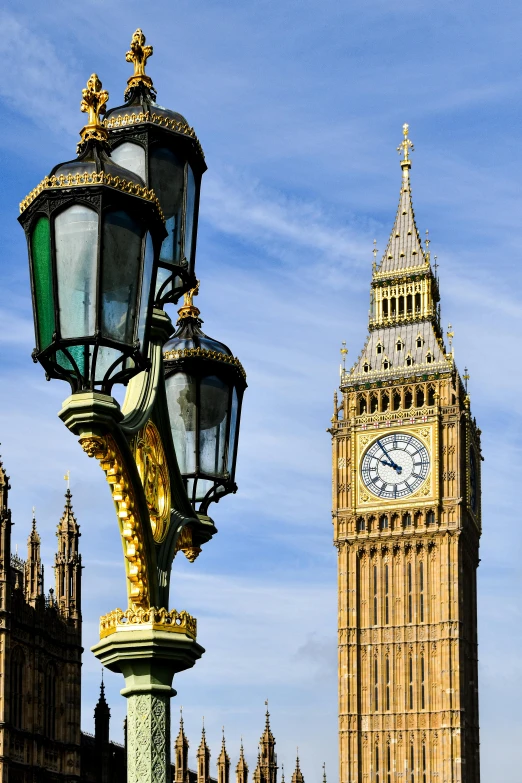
left=18, top=32, right=246, bottom=783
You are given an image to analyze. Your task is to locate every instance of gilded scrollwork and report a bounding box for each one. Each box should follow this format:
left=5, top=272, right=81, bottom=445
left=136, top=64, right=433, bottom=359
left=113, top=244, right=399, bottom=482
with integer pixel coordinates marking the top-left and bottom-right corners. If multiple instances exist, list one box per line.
left=132, top=421, right=171, bottom=544
left=79, top=433, right=148, bottom=608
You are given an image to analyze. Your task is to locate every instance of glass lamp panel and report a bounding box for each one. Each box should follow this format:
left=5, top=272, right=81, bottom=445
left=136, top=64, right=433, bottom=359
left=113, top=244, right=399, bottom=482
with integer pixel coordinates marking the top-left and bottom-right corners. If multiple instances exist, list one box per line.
left=30, top=216, right=55, bottom=349
left=184, top=165, right=196, bottom=265
left=189, top=477, right=215, bottom=503
left=227, top=386, right=239, bottom=474
left=149, top=147, right=184, bottom=265
left=155, top=267, right=172, bottom=301
left=199, top=375, right=229, bottom=476
left=95, top=345, right=124, bottom=385
left=57, top=346, right=88, bottom=379
left=101, top=209, right=143, bottom=344
left=55, top=205, right=98, bottom=339
left=137, top=232, right=154, bottom=346
left=165, top=372, right=197, bottom=474
left=110, top=142, right=146, bottom=182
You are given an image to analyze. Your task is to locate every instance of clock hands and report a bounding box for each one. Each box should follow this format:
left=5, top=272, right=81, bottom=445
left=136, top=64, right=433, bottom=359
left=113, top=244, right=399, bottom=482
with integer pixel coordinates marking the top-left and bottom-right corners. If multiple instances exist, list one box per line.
left=377, top=439, right=403, bottom=475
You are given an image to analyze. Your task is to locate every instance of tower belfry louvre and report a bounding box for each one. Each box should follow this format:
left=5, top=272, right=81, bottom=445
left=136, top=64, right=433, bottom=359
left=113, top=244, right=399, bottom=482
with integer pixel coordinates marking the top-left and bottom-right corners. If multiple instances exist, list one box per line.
left=332, top=126, right=482, bottom=783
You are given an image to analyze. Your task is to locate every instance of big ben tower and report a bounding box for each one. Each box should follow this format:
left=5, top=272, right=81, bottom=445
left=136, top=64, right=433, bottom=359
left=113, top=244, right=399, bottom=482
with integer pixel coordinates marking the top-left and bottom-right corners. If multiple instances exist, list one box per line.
left=332, top=125, right=481, bottom=783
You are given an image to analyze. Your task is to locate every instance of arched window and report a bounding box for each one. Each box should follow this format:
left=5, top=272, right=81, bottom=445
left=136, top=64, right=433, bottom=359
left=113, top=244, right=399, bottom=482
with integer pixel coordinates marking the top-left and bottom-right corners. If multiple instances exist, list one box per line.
left=419, top=561, right=425, bottom=623
left=383, top=359, right=390, bottom=371
left=387, top=745, right=392, bottom=783
left=357, top=517, right=366, bottom=532
left=406, top=354, right=413, bottom=367
left=403, top=512, right=412, bottom=528
left=374, top=657, right=379, bottom=711
left=385, top=657, right=391, bottom=710
left=407, top=293, right=413, bottom=314
left=44, top=664, right=57, bottom=739
left=410, top=745, right=415, bottom=783
left=373, top=565, right=378, bottom=625
left=383, top=299, right=389, bottom=318
left=391, top=298, right=397, bottom=316
left=393, top=391, right=401, bottom=411
left=426, top=352, right=433, bottom=364
left=368, top=516, right=376, bottom=533
left=385, top=564, right=390, bottom=625
left=398, top=296, right=405, bottom=316
left=416, top=335, right=423, bottom=348
left=371, top=394, right=379, bottom=413
left=426, top=510, right=435, bottom=526
left=376, top=342, right=383, bottom=355
left=380, top=514, right=389, bottom=530
left=358, top=395, right=367, bottom=415
left=428, top=386, right=436, bottom=406
left=381, top=392, right=389, bottom=412
left=407, top=562, right=413, bottom=623
left=422, top=744, right=427, bottom=783
left=396, top=339, right=403, bottom=352
left=405, top=390, right=413, bottom=409
left=421, top=655, right=426, bottom=709
left=375, top=745, right=380, bottom=783
left=10, top=647, right=25, bottom=730
left=415, top=293, right=421, bottom=313
left=409, top=657, right=414, bottom=710
left=363, top=362, right=370, bottom=373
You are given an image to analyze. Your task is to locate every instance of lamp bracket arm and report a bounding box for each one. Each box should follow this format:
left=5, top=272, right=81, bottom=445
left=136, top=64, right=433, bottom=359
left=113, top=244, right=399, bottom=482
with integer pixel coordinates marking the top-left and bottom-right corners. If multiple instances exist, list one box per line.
left=120, top=308, right=174, bottom=436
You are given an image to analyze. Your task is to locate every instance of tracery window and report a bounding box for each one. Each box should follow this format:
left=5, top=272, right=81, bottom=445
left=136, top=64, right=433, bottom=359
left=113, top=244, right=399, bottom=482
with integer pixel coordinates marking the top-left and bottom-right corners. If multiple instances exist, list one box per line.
left=10, top=647, right=24, bottom=730
left=419, top=561, right=425, bottom=623
left=385, top=657, right=391, bottom=711
left=421, top=655, right=426, bottom=709
left=44, top=664, right=57, bottom=739
left=374, top=657, right=379, bottom=711
left=385, top=564, right=390, bottom=625
left=380, top=514, right=389, bottom=530
left=409, top=656, right=414, bottom=710
left=407, top=562, right=413, bottom=623
left=426, top=510, right=435, bottom=525
left=403, top=512, right=412, bottom=527
left=373, top=565, right=378, bottom=626
left=357, top=517, right=366, bottom=532
left=416, top=388, right=425, bottom=407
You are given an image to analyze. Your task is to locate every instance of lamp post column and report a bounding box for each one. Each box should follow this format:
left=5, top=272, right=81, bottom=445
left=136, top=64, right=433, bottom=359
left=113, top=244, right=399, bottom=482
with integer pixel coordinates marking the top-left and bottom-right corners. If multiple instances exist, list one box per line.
left=92, top=622, right=204, bottom=783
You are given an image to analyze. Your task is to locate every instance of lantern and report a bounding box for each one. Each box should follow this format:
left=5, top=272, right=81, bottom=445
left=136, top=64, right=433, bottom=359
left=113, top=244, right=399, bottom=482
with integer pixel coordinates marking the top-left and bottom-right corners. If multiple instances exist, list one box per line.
left=163, top=285, right=247, bottom=512
left=18, top=75, right=166, bottom=394
left=104, top=29, right=206, bottom=307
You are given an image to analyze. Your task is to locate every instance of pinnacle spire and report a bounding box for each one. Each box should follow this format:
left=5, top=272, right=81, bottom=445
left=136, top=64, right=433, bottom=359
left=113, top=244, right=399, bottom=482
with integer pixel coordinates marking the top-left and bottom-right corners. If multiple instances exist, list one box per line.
left=376, top=123, right=426, bottom=275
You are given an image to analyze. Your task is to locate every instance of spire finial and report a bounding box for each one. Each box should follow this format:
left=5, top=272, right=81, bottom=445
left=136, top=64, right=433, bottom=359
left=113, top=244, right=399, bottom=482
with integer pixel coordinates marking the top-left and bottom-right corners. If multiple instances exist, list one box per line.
left=340, top=341, right=348, bottom=375
left=372, top=239, right=378, bottom=272
left=463, top=367, right=470, bottom=392
left=78, top=74, right=109, bottom=152
left=322, top=763, right=327, bottom=783
left=446, top=323, right=454, bottom=352
left=125, top=28, right=156, bottom=99
left=281, top=763, right=285, bottom=783
left=397, top=123, right=414, bottom=168
left=64, top=470, right=70, bottom=491
left=177, top=280, right=201, bottom=321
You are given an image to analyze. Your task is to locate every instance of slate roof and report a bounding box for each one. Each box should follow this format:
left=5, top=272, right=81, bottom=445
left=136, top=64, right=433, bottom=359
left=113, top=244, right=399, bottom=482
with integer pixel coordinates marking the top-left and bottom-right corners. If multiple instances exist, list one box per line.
left=377, top=164, right=426, bottom=275
left=350, top=321, right=447, bottom=378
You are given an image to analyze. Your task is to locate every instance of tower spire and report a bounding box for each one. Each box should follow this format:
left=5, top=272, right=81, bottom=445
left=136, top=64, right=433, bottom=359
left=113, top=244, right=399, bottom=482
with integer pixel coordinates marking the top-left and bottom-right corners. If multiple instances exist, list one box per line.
left=174, top=707, right=190, bottom=783
left=25, top=509, right=43, bottom=605
left=290, top=752, right=304, bottom=783
left=236, top=739, right=249, bottom=783
left=376, top=123, right=426, bottom=275
left=197, top=719, right=211, bottom=783
left=217, top=727, right=231, bottom=783
left=54, top=485, right=82, bottom=623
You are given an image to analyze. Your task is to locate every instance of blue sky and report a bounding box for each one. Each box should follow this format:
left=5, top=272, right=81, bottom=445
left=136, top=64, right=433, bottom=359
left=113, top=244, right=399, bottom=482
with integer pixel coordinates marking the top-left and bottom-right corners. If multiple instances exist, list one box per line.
left=1, top=1, right=522, bottom=780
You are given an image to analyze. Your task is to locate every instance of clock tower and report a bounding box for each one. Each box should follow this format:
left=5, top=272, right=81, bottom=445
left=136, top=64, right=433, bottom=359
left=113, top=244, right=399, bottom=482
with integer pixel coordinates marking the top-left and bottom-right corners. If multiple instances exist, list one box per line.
left=332, top=126, right=482, bottom=783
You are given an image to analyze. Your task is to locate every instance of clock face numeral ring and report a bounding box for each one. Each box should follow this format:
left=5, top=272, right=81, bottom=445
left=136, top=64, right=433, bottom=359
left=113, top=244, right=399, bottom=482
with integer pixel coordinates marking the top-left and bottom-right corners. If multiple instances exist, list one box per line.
left=361, top=432, right=430, bottom=499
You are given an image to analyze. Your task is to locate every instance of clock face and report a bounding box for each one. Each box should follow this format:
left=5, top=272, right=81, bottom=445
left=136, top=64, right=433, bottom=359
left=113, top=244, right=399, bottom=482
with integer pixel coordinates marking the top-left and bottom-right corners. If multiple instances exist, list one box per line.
left=361, top=433, right=430, bottom=499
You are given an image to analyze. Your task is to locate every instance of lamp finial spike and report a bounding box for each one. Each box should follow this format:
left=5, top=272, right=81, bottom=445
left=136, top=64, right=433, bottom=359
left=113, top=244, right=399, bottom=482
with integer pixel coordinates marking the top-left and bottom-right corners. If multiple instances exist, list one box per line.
left=78, top=74, right=109, bottom=153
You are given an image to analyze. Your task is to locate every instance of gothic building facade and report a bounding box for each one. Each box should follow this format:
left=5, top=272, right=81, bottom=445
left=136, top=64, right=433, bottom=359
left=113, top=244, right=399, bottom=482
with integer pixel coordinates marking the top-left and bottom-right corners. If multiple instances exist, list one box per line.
left=331, top=126, right=481, bottom=782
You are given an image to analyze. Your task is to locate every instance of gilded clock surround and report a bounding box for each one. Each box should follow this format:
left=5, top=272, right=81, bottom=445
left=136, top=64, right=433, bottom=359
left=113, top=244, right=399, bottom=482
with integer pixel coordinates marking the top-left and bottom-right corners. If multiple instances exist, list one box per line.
left=332, top=126, right=482, bottom=783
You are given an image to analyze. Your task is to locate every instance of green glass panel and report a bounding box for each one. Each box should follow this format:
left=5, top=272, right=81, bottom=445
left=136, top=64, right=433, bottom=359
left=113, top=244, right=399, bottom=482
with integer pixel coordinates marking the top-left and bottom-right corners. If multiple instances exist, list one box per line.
left=57, top=346, right=88, bottom=378
left=30, top=217, right=55, bottom=349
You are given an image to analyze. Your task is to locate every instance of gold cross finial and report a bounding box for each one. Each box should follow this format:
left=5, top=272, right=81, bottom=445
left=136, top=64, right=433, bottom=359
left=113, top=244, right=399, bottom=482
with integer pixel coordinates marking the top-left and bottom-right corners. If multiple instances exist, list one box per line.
left=446, top=323, right=454, bottom=351
left=463, top=367, right=470, bottom=392
left=397, top=123, right=414, bottom=165
left=78, top=74, right=109, bottom=152
left=125, top=29, right=155, bottom=97
left=64, top=470, right=70, bottom=490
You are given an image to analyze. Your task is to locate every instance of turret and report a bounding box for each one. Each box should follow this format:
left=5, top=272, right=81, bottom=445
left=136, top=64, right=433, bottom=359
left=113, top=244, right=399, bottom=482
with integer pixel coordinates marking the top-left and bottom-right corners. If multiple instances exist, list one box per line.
left=217, top=729, right=230, bottom=783
left=174, top=709, right=190, bottom=783
left=25, top=511, right=43, bottom=606
left=236, top=740, right=249, bottom=783
left=94, top=677, right=111, bottom=783
left=290, top=754, right=304, bottom=783
left=54, top=485, right=82, bottom=624
left=256, top=707, right=277, bottom=783
left=0, top=455, right=11, bottom=611
left=197, top=721, right=211, bottom=783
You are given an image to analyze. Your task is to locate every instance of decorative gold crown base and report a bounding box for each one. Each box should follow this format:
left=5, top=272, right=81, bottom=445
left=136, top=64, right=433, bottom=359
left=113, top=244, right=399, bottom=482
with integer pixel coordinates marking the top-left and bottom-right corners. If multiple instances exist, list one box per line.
left=99, top=607, right=197, bottom=640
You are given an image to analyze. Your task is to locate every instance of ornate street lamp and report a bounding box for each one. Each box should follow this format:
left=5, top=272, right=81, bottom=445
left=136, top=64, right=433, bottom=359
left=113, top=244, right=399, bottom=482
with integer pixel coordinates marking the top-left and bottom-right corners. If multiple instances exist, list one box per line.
left=18, top=75, right=166, bottom=394
left=164, top=283, right=247, bottom=513
left=104, top=28, right=206, bottom=306
left=18, top=35, right=246, bottom=783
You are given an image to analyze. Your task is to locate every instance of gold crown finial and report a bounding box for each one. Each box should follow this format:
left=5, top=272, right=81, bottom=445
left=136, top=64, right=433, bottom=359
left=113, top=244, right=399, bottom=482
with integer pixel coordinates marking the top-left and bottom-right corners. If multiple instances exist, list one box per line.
left=397, top=122, right=414, bottom=167
left=125, top=28, right=155, bottom=97
left=177, top=280, right=201, bottom=320
left=78, top=74, right=109, bottom=151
